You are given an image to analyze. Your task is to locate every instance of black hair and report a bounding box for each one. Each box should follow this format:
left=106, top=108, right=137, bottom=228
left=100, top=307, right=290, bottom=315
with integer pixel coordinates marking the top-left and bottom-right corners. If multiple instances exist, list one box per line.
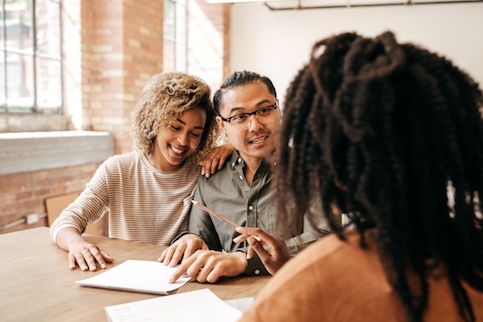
left=275, top=31, right=483, bottom=322
left=213, top=70, right=277, bottom=115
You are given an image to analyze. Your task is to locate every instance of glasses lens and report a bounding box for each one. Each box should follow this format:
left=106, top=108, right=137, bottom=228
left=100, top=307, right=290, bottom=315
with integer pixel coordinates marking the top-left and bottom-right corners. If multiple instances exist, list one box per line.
left=256, top=106, right=276, bottom=125
left=229, top=105, right=277, bottom=129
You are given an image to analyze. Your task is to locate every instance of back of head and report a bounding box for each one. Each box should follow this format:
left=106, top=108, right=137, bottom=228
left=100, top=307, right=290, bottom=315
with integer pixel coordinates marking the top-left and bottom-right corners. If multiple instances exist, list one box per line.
left=131, top=72, right=216, bottom=161
left=275, top=31, right=483, bottom=321
left=213, top=70, right=277, bottom=115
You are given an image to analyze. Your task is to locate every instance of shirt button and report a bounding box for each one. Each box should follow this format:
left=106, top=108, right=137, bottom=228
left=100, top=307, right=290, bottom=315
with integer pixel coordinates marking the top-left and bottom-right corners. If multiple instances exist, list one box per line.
left=239, top=175, right=244, bottom=180
left=238, top=158, right=241, bottom=163
left=248, top=206, right=254, bottom=211
left=254, top=269, right=260, bottom=275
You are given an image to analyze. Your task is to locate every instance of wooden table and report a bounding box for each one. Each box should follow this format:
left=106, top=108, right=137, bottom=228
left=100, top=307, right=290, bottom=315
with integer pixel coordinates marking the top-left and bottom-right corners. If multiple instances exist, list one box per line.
left=0, top=227, right=270, bottom=321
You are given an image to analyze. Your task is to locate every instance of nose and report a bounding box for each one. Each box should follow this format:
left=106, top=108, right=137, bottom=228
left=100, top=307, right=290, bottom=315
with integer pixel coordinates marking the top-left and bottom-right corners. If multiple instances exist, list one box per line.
left=177, top=131, right=189, bottom=145
left=247, top=114, right=263, bottom=132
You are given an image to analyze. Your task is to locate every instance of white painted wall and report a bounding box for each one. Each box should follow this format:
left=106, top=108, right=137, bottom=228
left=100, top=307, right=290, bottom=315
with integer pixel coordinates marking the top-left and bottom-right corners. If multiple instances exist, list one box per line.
left=230, top=3, right=483, bottom=104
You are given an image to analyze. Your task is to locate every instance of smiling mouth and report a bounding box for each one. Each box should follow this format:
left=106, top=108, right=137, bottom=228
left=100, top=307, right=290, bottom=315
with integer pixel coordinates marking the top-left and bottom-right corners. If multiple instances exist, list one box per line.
left=170, top=144, right=186, bottom=156
left=249, top=136, right=268, bottom=144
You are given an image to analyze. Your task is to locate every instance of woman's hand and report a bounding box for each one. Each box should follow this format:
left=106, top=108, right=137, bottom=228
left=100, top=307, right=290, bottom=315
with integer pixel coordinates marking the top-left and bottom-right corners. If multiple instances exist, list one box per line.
left=56, top=227, right=113, bottom=271
left=199, top=143, right=234, bottom=178
left=68, top=242, right=114, bottom=271
left=234, top=227, right=291, bottom=275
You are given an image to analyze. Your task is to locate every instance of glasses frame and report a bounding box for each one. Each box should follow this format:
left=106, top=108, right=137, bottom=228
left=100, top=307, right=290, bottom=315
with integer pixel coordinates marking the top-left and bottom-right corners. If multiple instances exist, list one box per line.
left=219, top=102, right=278, bottom=126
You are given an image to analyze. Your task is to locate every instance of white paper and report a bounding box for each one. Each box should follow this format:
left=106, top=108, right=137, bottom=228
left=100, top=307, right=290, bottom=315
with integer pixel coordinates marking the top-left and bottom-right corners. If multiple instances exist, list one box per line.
left=224, top=297, right=254, bottom=312
left=105, top=288, right=242, bottom=322
left=76, top=259, right=190, bottom=295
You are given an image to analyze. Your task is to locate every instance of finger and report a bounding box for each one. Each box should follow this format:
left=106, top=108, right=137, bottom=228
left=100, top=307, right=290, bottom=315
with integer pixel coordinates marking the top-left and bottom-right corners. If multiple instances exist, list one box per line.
left=217, top=154, right=228, bottom=170
left=249, top=239, right=273, bottom=263
left=161, top=247, right=176, bottom=265
left=68, top=253, right=77, bottom=270
left=184, top=241, right=204, bottom=260
left=158, top=249, right=168, bottom=262
left=74, top=252, right=89, bottom=271
left=204, top=266, right=221, bottom=284
left=100, top=249, right=114, bottom=264
left=233, top=233, right=250, bottom=244
left=204, top=158, right=217, bottom=178
left=246, top=245, right=254, bottom=260
left=82, top=251, right=98, bottom=271
left=169, top=256, right=196, bottom=283
left=89, top=248, right=107, bottom=269
left=169, top=266, right=188, bottom=284
left=236, top=226, right=263, bottom=237
left=210, top=158, right=219, bottom=176
left=169, top=245, right=187, bottom=267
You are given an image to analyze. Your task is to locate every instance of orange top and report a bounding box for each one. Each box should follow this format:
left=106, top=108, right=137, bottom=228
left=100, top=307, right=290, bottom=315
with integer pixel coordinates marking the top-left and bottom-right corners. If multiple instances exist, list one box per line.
left=240, top=231, right=483, bottom=322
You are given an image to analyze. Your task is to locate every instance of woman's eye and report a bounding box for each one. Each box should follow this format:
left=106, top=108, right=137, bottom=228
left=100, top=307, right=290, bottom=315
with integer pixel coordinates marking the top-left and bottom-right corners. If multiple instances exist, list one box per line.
left=171, top=125, right=180, bottom=131
left=190, top=132, right=201, bottom=138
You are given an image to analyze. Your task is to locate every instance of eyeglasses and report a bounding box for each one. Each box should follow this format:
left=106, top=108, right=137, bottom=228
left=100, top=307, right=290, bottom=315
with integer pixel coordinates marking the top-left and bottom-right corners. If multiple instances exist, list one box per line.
left=219, top=102, right=278, bottom=129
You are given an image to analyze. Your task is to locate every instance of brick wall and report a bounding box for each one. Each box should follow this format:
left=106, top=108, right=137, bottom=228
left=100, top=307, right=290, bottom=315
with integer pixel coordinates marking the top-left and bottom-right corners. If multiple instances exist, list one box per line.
left=0, top=0, right=229, bottom=235
left=0, top=163, right=100, bottom=234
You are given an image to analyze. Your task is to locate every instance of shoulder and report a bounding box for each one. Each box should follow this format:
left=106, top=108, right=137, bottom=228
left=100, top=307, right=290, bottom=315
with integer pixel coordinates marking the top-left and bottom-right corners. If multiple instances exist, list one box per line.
left=260, top=232, right=380, bottom=299
left=96, top=151, right=144, bottom=177
left=102, top=150, right=139, bottom=167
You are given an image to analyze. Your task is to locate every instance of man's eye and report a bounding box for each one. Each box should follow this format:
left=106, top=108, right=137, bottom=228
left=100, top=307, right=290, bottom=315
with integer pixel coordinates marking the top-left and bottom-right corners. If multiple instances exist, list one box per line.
left=258, top=108, right=270, bottom=115
left=232, top=114, right=247, bottom=122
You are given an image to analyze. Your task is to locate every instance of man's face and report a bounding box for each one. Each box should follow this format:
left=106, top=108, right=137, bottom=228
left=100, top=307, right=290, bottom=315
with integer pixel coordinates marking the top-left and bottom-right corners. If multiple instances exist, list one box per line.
left=216, top=81, right=280, bottom=165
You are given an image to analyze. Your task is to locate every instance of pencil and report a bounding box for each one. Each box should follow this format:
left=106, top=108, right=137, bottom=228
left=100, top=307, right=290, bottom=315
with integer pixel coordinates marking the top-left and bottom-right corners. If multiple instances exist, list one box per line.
left=191, top=200, right=239, bottom=228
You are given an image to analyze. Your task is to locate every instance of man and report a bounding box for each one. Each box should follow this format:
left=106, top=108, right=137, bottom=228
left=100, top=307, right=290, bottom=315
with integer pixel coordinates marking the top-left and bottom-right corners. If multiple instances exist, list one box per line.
left=159, top=71, right=331, bottom=283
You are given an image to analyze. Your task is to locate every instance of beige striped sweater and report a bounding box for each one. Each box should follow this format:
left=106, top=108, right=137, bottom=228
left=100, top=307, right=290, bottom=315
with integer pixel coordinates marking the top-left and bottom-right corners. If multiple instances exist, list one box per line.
left=50, top=150, right=199, bottom=246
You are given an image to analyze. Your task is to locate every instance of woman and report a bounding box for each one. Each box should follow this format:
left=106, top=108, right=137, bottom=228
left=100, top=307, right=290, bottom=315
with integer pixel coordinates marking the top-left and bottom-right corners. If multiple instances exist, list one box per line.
left=50, top=72, right=231, bottom=272
left=238, top=32, right=483, bottom=321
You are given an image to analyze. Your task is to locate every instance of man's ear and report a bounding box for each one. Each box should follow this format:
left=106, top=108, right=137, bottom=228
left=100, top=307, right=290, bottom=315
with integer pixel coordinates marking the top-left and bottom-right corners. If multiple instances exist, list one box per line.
left=215, top=116, right=226, bottom=136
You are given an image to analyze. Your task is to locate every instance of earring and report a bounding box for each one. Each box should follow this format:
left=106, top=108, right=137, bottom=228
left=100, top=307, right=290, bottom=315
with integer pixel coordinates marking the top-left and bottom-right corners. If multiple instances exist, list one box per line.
left=223, top=132, right=227, bottom=137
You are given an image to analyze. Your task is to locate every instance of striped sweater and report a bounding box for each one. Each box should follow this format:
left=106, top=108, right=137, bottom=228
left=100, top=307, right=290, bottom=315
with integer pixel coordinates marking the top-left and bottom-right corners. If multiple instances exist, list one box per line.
left=50, top=150, right=199, bottom=246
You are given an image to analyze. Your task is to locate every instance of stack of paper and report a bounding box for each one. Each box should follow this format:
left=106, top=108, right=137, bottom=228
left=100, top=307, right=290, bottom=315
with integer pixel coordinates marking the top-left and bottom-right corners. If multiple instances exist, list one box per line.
left=105, top=288, right=243, bottom=322
left=75, top=259, right=191, bottom=295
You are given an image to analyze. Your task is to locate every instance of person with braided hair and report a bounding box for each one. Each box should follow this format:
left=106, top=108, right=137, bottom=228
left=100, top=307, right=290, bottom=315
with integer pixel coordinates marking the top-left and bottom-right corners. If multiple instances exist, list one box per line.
left=238, top=31, right=483, bottom=322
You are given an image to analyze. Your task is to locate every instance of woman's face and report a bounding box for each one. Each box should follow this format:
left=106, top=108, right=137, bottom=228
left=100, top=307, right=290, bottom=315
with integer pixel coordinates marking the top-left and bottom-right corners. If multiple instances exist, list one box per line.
left=150, top=107, right=207, bottom=171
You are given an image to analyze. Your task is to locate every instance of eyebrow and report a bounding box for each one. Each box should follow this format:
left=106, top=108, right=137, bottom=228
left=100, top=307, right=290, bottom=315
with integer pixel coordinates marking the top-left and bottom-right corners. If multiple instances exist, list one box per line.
left=175, top=118, right=204, bottom=130
left=226, top=99, right=273, bottom=114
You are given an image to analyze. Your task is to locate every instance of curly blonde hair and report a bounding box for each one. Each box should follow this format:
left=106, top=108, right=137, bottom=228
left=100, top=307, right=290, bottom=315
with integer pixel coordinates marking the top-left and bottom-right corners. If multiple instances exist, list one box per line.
left=131, top=72, right=218, bottom=163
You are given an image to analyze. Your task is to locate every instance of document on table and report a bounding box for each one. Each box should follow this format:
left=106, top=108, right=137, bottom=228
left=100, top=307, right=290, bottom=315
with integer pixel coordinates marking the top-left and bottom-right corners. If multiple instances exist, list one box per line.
left=75, top=259, right=191, bottom=295
left=105, top=288, right=243, bottom=322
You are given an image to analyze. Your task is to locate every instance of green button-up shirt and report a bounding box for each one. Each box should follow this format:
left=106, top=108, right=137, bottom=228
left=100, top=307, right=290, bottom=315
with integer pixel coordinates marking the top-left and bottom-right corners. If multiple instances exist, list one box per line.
left=187, top=150, right=331, bottom=276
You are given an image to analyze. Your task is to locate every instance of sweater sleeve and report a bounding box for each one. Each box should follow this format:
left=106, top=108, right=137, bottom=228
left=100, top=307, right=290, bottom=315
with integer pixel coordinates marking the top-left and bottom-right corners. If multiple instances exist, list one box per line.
left=49, top=161, right=110, bottom=244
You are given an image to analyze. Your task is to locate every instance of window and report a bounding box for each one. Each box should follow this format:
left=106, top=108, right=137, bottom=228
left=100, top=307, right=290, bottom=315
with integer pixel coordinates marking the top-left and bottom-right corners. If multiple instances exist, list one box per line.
left=163, top=0, right=187, bottom=72
left=0, top=0, right=62, bottom=114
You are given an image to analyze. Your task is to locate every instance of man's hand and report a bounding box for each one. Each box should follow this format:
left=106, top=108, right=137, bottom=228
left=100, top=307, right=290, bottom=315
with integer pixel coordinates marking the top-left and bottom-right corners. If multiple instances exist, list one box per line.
left=169, top=250, right=247, bottom=284
left=234, top=227, right=291, bottom=275
left=158, top=234, right=208, bottom=267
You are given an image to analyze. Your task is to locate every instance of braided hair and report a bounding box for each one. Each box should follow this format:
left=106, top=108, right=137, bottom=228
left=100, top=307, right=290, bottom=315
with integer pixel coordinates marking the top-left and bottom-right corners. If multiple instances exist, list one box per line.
left=275, top=31, right=483, bottom=322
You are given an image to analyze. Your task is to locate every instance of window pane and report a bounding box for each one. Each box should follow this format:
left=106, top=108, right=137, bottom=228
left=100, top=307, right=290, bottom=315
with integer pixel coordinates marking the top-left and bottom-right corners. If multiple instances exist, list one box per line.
left=163, top=39, right=175, bottom=72
left=6, top=51, right=34, bottom=110
left=36, top=56, right=61, bottom=110
left=5, top=0, right=34, bottom=53
left=164, top=0, right=174, bottom=38
left=1, top=0, right=5, bottom=47
left=0, top=50, right=5, bottom=111
left=36, top=0, right=60, bottom=57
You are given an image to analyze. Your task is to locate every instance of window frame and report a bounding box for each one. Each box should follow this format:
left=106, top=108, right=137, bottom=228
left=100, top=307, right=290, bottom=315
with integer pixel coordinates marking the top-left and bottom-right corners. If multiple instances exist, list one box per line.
left=163, top=0, right=187, bottom=73
left=0, top=0, right=63, bottom=114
